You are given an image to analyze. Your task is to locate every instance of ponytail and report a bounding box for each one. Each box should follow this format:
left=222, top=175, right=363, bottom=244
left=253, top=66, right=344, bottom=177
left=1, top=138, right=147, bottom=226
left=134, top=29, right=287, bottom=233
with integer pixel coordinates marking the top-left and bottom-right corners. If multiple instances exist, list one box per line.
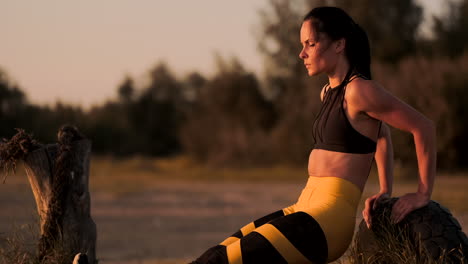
left=347, top=23, right=371, bottom=79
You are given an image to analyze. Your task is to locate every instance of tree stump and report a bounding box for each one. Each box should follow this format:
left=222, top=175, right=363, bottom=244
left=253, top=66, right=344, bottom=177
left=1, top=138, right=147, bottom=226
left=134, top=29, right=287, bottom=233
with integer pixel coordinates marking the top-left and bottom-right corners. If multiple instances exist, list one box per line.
left=355, top=197, right=468, bottom=263
left=2, top=126, right=97, bottom=263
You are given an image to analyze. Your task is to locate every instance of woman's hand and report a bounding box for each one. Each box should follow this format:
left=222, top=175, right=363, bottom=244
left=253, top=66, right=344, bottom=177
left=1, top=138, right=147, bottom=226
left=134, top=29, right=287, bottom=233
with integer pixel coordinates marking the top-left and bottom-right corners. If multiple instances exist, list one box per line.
left=362, top=192, right=390, bottom=228
left=391, top=192, right=429, bottom=223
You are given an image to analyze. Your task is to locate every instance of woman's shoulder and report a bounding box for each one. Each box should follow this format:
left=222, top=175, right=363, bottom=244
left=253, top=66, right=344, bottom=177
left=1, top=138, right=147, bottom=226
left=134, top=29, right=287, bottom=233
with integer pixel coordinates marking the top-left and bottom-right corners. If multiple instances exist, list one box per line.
left=346, top=77, right=384, bottom=99
left=345, top=77, right=388, bottom=109
left=320, top=83, right=330, bottom=101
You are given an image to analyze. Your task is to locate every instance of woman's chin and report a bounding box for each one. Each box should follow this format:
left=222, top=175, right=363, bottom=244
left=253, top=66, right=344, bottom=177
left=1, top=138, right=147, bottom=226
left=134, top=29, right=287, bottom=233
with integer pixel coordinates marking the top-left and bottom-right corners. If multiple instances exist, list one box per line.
left=307, top=70, right=319, bottom=76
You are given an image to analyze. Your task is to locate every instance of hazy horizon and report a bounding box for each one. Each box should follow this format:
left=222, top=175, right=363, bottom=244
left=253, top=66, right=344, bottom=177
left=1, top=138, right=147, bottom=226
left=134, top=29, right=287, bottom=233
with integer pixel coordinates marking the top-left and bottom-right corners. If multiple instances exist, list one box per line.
left=1, top=0, right=444, bottom=109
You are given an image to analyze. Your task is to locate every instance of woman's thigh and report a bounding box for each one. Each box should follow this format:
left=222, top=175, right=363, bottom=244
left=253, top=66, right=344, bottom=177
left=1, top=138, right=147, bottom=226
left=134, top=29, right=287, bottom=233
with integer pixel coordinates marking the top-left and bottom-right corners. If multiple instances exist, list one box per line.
left=225, top=211, right=328, bottom=264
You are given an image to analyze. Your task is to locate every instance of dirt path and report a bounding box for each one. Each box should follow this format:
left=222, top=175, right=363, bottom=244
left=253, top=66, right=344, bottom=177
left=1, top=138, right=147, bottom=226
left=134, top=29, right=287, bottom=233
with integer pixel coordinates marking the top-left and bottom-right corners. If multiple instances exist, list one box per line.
left=1, top=177, right=467, bottom=264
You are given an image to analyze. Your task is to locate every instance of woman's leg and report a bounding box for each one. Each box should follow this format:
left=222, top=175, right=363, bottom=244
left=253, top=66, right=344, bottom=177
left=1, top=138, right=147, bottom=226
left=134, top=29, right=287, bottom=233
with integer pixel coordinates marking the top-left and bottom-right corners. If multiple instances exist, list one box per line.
left=192, top=210, right=286, bottom=264
left=192, top=211, right=328, bottom=264
left=220, top=210, right=286, bottom=246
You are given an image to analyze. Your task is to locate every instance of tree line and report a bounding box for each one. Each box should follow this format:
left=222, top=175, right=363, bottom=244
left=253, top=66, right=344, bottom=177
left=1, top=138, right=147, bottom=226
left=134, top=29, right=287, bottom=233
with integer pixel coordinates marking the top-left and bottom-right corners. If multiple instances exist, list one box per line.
left=1, top=0, right=468, bottom=172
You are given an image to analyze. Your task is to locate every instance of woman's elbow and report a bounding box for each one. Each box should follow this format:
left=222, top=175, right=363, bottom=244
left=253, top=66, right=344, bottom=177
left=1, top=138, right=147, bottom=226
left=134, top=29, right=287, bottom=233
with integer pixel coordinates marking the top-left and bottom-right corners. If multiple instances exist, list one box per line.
left=413, top=117, right=436, bottom=140
left=424, top=118, right=436, bottom=136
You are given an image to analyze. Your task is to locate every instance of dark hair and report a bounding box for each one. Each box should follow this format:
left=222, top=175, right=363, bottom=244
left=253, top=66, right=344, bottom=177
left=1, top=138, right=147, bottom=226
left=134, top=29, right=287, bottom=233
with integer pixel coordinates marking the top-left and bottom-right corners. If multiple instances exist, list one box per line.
left=303, top=7, right=371, bottom=79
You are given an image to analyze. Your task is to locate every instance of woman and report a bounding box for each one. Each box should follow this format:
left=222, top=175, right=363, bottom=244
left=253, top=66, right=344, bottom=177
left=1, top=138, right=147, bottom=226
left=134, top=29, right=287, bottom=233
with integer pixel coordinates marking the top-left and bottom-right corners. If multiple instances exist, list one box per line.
left=192, top=6, right=436, bottom=264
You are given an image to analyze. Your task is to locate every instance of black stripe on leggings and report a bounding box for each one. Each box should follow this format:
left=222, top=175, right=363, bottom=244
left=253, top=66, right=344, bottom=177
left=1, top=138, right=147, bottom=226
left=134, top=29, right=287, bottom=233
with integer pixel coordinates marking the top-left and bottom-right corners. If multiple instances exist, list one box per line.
left=269, top=212, right=328, bottom=264
left=229, top=210, right=285, bottom=239
left=241, top=232, right=288, bottom=264
left=193, top=245, right=228, bottom=264
left=231, top=230, right=243, bottom=239
left=253, top=210, right=285, bottom=227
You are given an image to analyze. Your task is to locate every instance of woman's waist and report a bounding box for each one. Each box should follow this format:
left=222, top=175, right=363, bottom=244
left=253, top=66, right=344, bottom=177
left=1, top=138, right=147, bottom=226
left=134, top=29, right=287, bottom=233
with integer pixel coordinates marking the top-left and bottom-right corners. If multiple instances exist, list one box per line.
left=308, top=148, right=374, bottom=167
left=308, top=149, right=373, bottom=190
left=303, top=176, right=362, bottom=209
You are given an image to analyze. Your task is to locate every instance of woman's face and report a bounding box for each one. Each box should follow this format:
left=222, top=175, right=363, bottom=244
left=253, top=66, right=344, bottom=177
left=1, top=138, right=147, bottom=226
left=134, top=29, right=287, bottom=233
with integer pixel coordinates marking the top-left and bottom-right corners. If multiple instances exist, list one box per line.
left=299, top=20, right=337, bottom=76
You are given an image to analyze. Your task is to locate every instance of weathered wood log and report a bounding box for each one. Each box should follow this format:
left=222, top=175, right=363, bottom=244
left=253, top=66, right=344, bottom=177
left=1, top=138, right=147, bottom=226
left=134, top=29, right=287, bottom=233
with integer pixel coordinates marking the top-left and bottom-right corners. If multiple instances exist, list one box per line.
left=20, top=126, right=97, bottom=263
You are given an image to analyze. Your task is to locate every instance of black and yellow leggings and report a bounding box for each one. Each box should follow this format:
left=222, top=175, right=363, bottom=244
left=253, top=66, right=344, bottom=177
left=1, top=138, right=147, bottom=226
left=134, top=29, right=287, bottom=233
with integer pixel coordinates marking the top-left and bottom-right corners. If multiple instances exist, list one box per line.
left=192, top=176, right=362, bottom=264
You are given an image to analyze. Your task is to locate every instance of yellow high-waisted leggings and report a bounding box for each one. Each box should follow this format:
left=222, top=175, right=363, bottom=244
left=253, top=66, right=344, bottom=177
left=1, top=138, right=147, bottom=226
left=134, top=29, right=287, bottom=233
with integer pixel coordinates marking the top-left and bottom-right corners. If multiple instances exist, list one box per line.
left=192, top=176, right=362, bottom=264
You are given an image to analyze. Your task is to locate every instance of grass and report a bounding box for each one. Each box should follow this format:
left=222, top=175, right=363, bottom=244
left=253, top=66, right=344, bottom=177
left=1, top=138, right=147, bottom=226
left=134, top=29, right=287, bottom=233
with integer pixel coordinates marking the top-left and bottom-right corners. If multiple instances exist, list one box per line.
left=0, top=222, right=87, bottom=264
left=343, top=217, right=466, bottom=264
left=89, top=155, right=308, bottom=193
left=6, top=227, right=462, bottom=264
left=0, top=222, right=38, bottom=264
left=89, top=155, right=468, bottom=212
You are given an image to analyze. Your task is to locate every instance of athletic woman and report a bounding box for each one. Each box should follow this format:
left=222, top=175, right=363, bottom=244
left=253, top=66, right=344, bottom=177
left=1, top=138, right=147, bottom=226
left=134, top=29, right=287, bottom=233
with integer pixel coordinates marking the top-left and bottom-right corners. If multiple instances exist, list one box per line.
left=191, top=6, right=436, bottom=264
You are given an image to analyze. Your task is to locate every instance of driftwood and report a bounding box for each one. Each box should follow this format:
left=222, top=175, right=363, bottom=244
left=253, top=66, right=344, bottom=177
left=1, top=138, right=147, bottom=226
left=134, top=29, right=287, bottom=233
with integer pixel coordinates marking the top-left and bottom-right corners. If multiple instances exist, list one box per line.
left=1, top=126, right=96, bottom=264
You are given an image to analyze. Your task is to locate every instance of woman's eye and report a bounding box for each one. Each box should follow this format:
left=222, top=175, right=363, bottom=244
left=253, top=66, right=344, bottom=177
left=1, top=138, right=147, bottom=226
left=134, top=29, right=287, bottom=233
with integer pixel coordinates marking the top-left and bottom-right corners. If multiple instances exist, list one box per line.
left=309, top=43, right=316, bottom=47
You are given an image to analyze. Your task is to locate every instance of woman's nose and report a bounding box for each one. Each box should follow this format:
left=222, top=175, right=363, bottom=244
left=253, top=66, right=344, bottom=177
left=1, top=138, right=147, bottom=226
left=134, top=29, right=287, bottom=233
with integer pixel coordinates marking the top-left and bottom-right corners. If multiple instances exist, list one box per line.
left=299, top=48, right=307, bottom=59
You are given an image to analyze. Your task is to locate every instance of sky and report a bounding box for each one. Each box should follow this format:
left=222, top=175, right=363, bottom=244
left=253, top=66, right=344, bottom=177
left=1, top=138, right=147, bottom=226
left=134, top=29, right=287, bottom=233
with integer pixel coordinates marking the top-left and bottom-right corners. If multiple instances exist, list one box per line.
left=1, top=0, right=445, bottom=109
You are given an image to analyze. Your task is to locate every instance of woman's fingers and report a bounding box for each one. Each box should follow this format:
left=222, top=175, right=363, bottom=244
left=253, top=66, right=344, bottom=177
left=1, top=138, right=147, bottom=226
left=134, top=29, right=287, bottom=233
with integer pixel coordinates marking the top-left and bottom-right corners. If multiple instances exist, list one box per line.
left=393, top=205, right=411, bottom=223
left=390, top=198, right=405, bottom=224
left=362, top=208, right=371, bottom=228
left=391, top=199, right=404, bottom=223
left=363, top=193, right=393, bottom=228
left=373, top=193, right=387, bottom=210
left=391, top=195, right=418, bottom=223
left=363, top=196, right=377, bottom=228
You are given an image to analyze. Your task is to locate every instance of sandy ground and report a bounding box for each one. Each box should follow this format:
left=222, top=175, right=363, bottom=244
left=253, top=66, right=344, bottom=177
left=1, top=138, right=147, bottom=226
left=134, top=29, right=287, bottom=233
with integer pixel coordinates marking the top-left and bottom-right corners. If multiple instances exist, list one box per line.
left=1, top=177, right=467, bottom=264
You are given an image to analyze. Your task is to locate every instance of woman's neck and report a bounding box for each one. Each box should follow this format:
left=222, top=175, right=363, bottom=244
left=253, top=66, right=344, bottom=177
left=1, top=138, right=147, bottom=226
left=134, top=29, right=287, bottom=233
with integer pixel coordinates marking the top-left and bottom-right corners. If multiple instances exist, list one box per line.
left=328, top=59, right=351, bottom=88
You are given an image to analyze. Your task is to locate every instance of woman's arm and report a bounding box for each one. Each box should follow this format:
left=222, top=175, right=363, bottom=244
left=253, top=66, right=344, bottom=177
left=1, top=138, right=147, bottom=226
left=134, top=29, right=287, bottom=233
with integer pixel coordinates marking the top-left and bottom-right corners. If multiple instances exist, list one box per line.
left=363, top=122, right=394, bottom=228
left=348, top=79, right=436, bottom=224
left=375, top=122, right=394, bottom=196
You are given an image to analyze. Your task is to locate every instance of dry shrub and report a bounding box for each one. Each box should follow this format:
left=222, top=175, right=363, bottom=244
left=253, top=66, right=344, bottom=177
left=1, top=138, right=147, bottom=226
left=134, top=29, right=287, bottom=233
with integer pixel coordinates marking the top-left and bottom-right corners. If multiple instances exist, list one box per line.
left=180, top=59, right=278, bottom=166
left=0, top=222, right=72, bottom=264
left=0, top=225, right=79, bottom=264
left=0, top=129, right=41, bottom=182
left=179, top=52, right=468, bottom=170
left=0, top=223, right=37, bottom=264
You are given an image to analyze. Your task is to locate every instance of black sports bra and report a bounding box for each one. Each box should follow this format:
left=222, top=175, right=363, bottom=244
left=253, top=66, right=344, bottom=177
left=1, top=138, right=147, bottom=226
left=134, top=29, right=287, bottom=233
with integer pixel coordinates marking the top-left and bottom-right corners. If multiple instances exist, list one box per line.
left=312, top=73, right=379, bottom=154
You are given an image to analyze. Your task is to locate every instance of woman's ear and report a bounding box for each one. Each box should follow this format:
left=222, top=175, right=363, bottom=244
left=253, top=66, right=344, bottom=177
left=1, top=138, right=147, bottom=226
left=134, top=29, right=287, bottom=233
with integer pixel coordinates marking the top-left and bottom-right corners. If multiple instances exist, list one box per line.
left=335, top=38, right=346, bottom=53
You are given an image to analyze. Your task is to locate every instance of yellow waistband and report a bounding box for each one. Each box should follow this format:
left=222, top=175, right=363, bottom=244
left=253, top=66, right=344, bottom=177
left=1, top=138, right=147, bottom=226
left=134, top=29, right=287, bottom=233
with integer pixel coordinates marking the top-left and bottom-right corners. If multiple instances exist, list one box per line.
left=305, top=176, right=362, bottom=208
